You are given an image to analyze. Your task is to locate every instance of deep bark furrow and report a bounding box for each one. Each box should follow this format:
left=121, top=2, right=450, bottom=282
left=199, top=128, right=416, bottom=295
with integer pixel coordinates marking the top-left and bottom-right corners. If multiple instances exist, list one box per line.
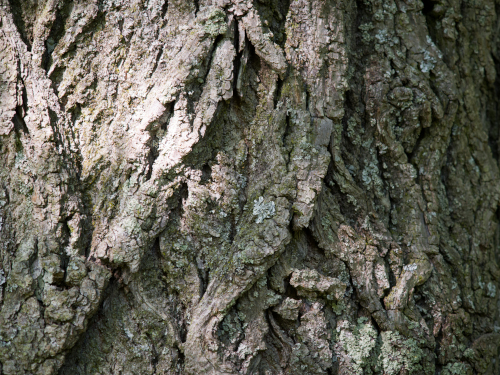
left=0, top=0, right=499, bottom=374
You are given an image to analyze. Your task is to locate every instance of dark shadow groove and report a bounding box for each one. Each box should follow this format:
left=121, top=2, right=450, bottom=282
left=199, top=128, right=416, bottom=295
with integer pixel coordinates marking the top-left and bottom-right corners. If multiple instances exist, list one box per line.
left=407, top=126, right=430, bottom=164
left=274, top=77, right=284, bottom=109
left=57, top=275, right=119, bottom=374
left=48, top=7, right=106, bottom=103
left=151, top=46, right=164, bottom=76
left=305, top=87, right=310, bottom=112
left=161, top=0, right=169, bottom=19
left=12, top=108, right=29, bottom=135
left=7, top=0, right=32, bottom=51
left=421, top=0, right=435, bottom=15
left=12, top=59, right=30, bottom=135
left=193, top=0, right=200, bottom=16
left=232, top=21, right=243, bottom=98
left=282, top=113, right=291, bottom=154
left=488, top=52, right=500, bottom=162
left=204, top=34, right=225, bottom=82
left=253, top=0, right=291, bottom=48
left=145, top=102, right=173, bottom=181
left=44, top=1, right=74, bottom=74
left=433, top=325, right=444, bottom=375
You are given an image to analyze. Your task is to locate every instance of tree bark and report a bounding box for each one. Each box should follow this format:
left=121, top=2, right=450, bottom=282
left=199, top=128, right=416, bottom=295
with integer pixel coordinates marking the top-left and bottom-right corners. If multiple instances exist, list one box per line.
left=0, top=0, right=499, bottom=374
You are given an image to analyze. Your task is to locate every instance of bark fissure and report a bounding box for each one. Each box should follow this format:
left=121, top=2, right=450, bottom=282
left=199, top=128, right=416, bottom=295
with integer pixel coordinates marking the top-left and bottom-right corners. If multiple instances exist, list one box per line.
left=1, top=1, right=500, bottom=374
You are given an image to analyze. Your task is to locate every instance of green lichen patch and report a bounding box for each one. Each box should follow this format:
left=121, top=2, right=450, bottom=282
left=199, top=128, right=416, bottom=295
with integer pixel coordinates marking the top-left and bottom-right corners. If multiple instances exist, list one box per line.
left=379, top=331, right=423, bottom=375
left=338, top=318, right=378, bottom=374
left=441, top=362, right=471, bottom=375
left=204, top=8, right=227, bottom=38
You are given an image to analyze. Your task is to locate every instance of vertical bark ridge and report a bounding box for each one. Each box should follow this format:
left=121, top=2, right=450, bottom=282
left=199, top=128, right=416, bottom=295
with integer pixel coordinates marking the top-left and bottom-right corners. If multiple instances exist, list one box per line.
left=0, top=0, right=499, bottom=374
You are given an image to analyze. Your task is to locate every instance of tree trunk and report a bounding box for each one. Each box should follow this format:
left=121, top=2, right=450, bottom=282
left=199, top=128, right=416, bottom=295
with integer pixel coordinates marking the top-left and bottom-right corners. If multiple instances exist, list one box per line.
left=1, top=0, right=499, bottom=374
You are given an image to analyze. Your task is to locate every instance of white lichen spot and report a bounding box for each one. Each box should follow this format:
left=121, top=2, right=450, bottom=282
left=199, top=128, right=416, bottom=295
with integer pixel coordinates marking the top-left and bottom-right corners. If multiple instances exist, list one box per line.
left=375, top=29, right=389, bottom=43
left=420, top=50, right=436, bottom=73
left=253, top=196, right=275, bottom=224
left=362, top=161, right=382, bottom=190
left=478, top=276, right=485, bottom=289
left=486, top=282, right=496, bottom=298
left=403, top=263, right=417, bottom=272
left=124, top=328, right=134, bottom=340
left=0, top=189, right=7, bottom=208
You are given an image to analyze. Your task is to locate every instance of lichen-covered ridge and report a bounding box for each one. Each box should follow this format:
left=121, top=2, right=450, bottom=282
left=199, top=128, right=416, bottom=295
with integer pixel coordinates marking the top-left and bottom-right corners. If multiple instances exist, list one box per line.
left=0, top=0, right=499, bottom=374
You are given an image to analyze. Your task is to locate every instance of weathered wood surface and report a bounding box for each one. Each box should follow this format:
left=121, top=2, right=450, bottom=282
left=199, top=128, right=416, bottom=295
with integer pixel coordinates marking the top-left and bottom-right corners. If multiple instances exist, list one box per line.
left=0, top=0, right=499, bottom=374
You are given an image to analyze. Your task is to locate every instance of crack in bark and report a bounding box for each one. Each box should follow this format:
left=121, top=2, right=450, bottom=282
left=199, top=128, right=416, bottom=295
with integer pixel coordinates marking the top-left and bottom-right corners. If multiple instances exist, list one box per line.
left=44, top=1, right=73, bottom=74
left=6, top=0, right=32, bottom=51
left=161, top=0, right=169, bottom=19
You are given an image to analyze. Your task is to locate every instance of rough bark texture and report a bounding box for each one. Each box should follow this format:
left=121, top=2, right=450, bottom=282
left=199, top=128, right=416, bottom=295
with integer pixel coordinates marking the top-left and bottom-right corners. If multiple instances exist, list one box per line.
left=0, top=0, right=500, bottom=374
